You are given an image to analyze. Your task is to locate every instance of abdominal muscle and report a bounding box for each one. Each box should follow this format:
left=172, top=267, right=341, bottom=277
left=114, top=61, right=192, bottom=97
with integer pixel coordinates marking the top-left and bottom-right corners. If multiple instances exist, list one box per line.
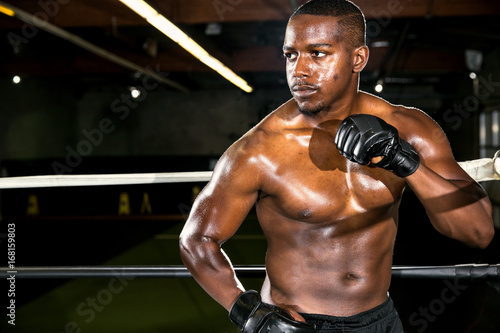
left=258, top=212, right=397, bottom=317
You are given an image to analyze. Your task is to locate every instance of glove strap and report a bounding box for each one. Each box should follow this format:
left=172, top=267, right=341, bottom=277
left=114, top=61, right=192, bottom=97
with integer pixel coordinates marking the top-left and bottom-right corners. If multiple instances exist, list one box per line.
left=375, top=139, right=420, bottom=177
left=396, top=139, right=420, bottom=177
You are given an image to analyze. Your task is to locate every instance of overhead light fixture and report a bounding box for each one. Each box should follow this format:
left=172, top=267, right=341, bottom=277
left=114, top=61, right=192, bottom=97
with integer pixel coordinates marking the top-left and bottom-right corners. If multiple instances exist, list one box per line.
left=0, top=1, right=188, bottom=92
left=129, top=86, right=141, bottom=99
left=0, top=4, right=14, bottom=16
left=375, top=79, right=384, bottom=93
left=205, top=23, right=222, bottom=36
left=120, top=0, right=253, bottom=93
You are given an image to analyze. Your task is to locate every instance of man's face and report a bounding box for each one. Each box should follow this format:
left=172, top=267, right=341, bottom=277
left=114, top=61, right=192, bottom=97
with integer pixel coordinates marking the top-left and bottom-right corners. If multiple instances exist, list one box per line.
left=284, top=14, right=354, bottom=116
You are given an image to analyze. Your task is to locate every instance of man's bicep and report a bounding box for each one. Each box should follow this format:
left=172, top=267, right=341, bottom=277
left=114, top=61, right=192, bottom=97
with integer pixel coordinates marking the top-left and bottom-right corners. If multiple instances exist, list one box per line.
left=186, top=161, right=260, bottom=244
left=412, top=119, right=474, bottom=182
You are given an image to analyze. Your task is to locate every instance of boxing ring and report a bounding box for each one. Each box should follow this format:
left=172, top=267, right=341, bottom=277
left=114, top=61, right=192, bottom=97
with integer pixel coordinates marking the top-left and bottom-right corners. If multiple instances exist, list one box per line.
left=0, top=154, right=499, bottom=281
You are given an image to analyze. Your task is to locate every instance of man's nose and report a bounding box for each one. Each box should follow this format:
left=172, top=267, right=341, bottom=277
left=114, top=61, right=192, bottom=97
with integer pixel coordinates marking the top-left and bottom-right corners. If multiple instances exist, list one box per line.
left=293, top=55, right=311, bottom=78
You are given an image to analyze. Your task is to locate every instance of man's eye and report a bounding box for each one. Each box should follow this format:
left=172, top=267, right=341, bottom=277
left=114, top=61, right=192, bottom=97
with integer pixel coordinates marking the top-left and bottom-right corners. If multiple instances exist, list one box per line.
left=313, top=51, right=326, bottom=57
left=284, top=52, right=297, bottom=60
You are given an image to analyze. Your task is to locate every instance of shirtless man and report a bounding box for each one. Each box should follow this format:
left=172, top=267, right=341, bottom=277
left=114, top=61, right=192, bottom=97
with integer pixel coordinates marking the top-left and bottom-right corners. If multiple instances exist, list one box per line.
left=179, top=0, right=495, bottom=332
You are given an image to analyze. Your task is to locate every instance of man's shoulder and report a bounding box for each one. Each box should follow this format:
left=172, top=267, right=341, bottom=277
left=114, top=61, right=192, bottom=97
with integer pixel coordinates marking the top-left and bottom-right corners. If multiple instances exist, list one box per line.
left=223, top=105, right=289, bottom=160
left=238, top=100, right=295, bottom=144
left=360, top=92, right=422, bottom=117
left=359, top=92, right=449, bottom=156
left=213, top=104, right=294, bottom=185
left=359, top=92, right=438, bottom=135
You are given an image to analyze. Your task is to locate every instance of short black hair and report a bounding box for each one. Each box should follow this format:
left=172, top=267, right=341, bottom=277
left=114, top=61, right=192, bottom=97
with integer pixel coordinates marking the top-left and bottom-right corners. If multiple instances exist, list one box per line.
left=290, top=0, right=366, bottom=49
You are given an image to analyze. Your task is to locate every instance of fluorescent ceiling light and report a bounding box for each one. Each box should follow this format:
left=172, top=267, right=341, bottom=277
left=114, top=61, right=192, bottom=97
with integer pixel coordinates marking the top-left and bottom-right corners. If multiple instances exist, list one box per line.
left=0, top=4, right=14, bottom=16
left=0, top=1, right=188, bottom=92
left=120, top=0, right=253, bottom=93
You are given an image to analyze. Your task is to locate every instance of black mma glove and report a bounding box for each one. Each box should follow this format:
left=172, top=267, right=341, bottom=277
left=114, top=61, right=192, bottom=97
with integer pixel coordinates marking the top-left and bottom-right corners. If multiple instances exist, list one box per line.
left=229, top=290, right=316, bottom=333
left=334, top=114, right=420, bottom=177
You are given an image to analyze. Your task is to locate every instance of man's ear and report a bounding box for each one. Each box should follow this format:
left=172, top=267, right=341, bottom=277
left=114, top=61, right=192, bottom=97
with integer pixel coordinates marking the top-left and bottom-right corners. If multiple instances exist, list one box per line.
left=353, top=45, right=369, bottom=73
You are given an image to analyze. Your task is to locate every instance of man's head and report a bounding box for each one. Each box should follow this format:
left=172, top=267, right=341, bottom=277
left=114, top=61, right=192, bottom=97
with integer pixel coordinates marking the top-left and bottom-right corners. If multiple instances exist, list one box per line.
left=291, top=0, right=366, bottom=51
left=284, top=0, right=369, bottom=117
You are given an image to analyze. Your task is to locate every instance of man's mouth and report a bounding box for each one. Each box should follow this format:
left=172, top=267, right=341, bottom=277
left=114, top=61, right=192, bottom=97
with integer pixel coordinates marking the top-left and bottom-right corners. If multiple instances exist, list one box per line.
left=292, top=83, right=319, bottom=98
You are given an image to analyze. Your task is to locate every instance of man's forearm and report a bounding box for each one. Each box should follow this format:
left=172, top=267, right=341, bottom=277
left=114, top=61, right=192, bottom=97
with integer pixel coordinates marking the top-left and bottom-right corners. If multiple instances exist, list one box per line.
left=179, top=234, right=244, bottom=310
left=406, top=164, right=494, bottom=248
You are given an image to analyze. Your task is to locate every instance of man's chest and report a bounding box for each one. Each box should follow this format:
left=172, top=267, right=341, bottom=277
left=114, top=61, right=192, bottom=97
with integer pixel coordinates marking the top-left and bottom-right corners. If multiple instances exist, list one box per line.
left=256, top=148, right=405, bottom=223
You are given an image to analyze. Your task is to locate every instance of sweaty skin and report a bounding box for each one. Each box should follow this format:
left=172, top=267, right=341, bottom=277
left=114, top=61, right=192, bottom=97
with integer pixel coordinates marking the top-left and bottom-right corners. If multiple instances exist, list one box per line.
left=179, top=14, right=494, bottom=322
left=253, top=99, right=404, bottom=317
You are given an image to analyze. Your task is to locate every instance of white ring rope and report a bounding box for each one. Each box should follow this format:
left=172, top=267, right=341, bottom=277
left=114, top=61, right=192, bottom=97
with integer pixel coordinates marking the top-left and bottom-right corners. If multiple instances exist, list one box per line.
left=0, top=171, right=213, bottom=189
left=457, top=151, right=500, bottom=182
left=0, top=152, right=498, bottom=189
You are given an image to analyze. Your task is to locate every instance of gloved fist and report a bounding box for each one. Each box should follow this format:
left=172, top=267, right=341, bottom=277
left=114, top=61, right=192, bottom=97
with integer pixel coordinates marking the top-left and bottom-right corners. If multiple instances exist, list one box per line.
left=229, top=290, right=316, bottom=333
left=334, top=114, right=420, bottom=177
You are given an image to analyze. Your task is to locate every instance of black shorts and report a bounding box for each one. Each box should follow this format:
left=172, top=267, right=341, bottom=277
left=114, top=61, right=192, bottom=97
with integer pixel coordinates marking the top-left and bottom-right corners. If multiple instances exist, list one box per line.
left=299, top=297, right=404, bottom=333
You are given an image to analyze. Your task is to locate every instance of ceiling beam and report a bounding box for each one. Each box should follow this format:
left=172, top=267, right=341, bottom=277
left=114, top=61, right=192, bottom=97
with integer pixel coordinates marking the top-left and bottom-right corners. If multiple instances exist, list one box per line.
left=148, top=0, right=433, bottom=23
left=1, top=43, right=466, bottom=78
left=432, top=0, right=500, bottom=17
left=1, top=0, right=499, bottom=30
left=0, top=0, right=145, bottom=29
left=170, top=0, right=500, bottom=22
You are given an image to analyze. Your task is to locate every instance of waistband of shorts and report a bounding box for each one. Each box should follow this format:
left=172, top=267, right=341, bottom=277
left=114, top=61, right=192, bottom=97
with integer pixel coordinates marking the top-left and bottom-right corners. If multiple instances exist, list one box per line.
left=298, top=296, right=396, bottom=328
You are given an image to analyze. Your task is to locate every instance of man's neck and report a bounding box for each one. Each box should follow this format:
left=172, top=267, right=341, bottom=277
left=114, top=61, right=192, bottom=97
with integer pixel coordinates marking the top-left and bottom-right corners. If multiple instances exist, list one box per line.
left=296, top=91, right=362, bottom=127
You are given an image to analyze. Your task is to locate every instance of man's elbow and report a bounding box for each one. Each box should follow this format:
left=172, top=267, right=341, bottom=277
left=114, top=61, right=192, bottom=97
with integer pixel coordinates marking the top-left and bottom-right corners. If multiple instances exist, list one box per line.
left=179, top=231, right=218, bottom=263
left=472, top=224, right=495, bottom=249
left=478, top=227, right=495, bottom=249
left=179, top=230, right=197, bottom=263
left=470, top=198, right=495, bottom=248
